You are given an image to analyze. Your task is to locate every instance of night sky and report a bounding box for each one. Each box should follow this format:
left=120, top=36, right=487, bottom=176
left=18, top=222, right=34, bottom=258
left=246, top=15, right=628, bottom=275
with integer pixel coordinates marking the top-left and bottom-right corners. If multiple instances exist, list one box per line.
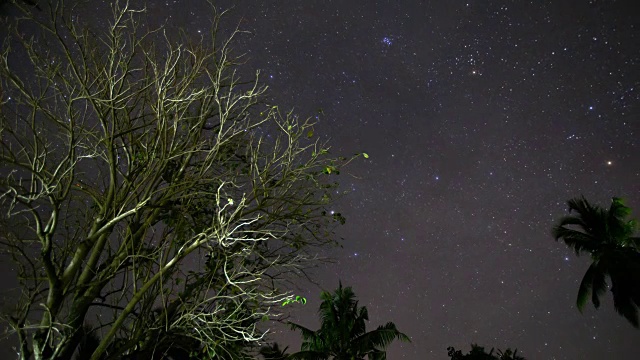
left=3, top=0, right=640, bottom=359
left=208, top=1, right=639, bottom=358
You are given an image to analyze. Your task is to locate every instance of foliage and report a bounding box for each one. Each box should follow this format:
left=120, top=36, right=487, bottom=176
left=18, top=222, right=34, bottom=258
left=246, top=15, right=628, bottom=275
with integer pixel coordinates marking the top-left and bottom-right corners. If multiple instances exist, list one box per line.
left=282, top=295, right=307, bottom=307
left=447, top=344, right=525, bottom=360
left=288, top=282, right=410, bottom=360
left=553, top=196, right=640, bottom=328
left=0, top=1, right=360, bottom=358
left=259, top=342, right=290, bottom=360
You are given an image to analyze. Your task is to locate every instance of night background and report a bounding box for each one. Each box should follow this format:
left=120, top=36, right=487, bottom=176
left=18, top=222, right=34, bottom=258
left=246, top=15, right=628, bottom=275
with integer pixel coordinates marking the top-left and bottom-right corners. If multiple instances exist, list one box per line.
left=2, top=0, right=639, bottom=359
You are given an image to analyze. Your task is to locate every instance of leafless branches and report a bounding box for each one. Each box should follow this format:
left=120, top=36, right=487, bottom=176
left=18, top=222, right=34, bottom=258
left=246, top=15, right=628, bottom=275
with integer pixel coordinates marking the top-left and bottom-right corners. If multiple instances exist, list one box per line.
left=0, top=1, right=357, bottom=359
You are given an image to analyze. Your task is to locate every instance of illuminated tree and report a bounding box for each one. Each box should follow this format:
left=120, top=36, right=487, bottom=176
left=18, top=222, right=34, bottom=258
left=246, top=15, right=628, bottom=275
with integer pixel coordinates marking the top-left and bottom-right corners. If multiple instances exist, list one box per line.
left=553, top=196, right=640, bottom=328
left=0, top=1, right=359, bottom=358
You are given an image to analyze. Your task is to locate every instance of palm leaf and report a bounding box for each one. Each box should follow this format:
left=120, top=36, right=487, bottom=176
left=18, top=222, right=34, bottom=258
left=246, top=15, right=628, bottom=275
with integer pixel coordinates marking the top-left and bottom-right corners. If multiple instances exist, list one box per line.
left=577, top=263, right=597, bottom=311
left=350, top=305, right=368, bottom=340
left=289, top=322, right=326, bottom=352
left=610, top=275, right=640, bottom=328
left=289, top=322, right=318, bottom=341
left=590, top=264, right=607, bottom=309
left=352, top=322, right=411, bottom=353
left=552, top=224, right=597, bottom=255
left=607, top=249, right=640, bottom=328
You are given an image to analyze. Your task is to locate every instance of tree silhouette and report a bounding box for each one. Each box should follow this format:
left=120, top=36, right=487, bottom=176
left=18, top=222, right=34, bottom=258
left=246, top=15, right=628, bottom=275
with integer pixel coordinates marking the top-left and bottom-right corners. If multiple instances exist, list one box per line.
left=447, top=344, right=525, bottom=360
left=553, top=196, right=640, bottom=327
left=288, top=282, right=410, bottom=360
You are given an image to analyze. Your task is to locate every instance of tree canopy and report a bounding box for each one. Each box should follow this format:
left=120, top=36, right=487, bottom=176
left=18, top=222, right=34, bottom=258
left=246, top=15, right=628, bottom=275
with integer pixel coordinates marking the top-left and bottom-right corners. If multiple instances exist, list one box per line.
left=0, top=1, right=358, bottom=358
left=288, top=283, right=410, bottom=360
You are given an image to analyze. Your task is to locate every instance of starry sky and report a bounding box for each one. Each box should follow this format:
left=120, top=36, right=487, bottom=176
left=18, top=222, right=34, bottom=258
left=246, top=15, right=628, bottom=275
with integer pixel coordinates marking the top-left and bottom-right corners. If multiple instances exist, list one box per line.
left=202, top=1, right=639, bottom=358
left=3, top=0, right=640, bottom=359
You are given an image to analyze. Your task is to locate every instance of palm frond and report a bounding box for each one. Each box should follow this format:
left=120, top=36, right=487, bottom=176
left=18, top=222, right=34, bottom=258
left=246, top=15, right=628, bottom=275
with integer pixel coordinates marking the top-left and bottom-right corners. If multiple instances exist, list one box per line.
left=289, top=321, right=324, bottom=351
left=577, top=263, right=597, bottom=311
left=318, top=290, right=340, bottom=333
left=590, top=264, right=607, bottom=309
left=609, top=197, right=631, bottom=221
left=353, top=322, right=410, bottom=353
left=350, top=305, right=368, bottom=339
left=552, top=223, right=597, bottom=255
left=556, top=196, right=640, bottom=329
left=610, top=286, right=639, bottom=328
left=607, top=249, right=640, bottom=328
left=555, top=214, right=589, bottom=231
left=608, top=199, right=636, bottom=241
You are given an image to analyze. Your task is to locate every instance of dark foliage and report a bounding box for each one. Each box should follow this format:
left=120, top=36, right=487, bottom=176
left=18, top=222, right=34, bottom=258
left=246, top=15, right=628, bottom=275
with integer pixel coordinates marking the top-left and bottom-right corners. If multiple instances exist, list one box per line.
left=447, top=344, right=525, bottom=360
left=553, top=196, right=640, bottom=327
left=288, top=282, right=410, bottom=360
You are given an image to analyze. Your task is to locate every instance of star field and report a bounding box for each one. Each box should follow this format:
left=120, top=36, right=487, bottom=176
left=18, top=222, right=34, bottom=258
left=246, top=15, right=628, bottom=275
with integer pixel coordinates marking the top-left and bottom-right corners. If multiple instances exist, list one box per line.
left=2, top=1, right=638, bottom=359
left=212, top=1, right=638, bottom=358
left=207, top=0, right=636, bottom=358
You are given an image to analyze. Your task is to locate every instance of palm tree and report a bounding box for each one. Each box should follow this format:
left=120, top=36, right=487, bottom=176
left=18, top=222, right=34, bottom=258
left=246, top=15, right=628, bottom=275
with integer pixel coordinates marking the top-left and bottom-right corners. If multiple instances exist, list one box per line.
left=553, top=196, right=640, bottom=327
left=288, top=282, right=410, bottom=360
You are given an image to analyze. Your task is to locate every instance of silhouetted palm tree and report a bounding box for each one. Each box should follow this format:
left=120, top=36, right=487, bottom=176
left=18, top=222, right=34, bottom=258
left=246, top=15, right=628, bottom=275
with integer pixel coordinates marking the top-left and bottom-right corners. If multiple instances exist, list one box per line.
left=288, top=282, right=410, bottom=360
left=553, top=196, right=640, bottom=327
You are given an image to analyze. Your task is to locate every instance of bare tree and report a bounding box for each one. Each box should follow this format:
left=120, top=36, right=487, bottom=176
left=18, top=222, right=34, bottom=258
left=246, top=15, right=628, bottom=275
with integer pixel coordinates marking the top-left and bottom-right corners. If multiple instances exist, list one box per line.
left=0, top=1, right=358, bottom=359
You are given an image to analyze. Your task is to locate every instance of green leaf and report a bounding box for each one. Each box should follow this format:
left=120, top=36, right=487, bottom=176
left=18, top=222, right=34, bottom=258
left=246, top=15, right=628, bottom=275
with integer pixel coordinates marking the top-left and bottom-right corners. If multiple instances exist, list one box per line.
left=282, top=295, right=307, bottom=307
left=307, top=129, right=314, bottom=138
left=363, top=152, right=369, bottom=159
